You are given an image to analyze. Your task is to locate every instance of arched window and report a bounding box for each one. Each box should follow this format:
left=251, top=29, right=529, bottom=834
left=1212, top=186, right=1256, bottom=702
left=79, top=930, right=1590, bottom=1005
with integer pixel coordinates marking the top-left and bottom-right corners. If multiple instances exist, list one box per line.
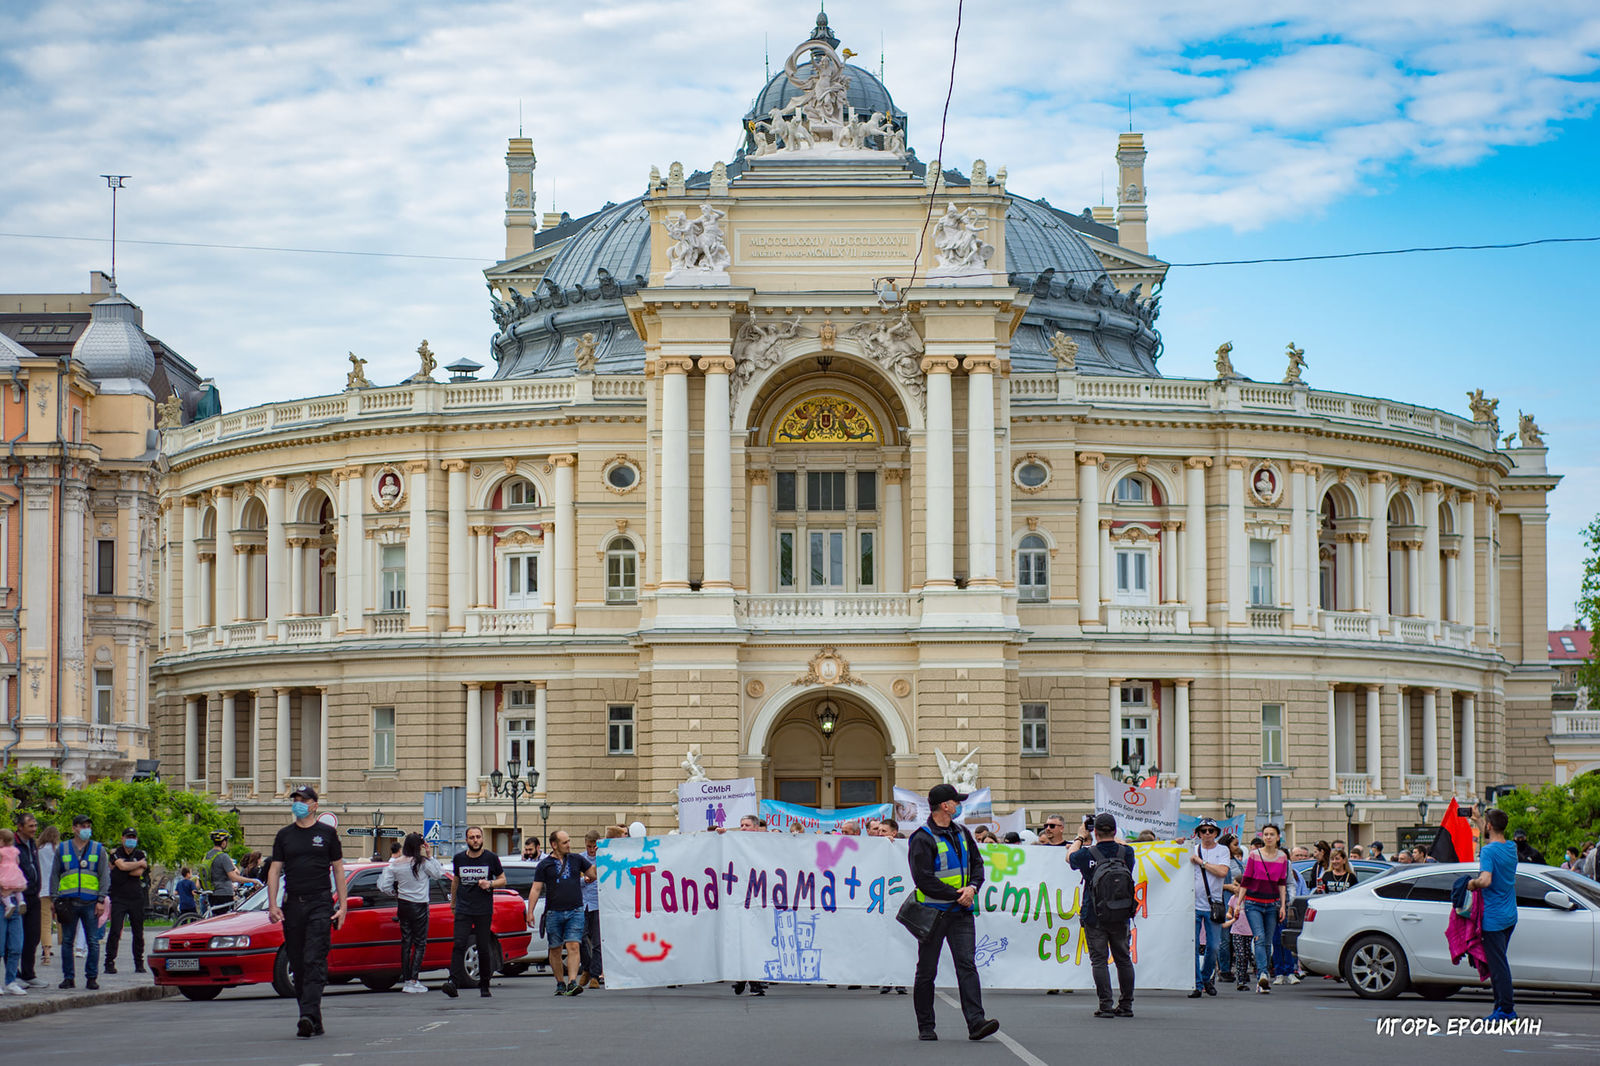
left=501, top=477, right=538, bottom=508
left=605, top=538, right=638, bottom=604
left=1114, top=475, right=1148, bottom=503
left=1017, top=534, right=1049, bottom=603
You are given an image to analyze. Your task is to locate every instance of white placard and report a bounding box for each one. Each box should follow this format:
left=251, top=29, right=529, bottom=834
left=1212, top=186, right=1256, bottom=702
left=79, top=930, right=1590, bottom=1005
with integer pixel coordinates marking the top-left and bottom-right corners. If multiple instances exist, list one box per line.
left=1093, top=774, right=1182, bottom=839
left=677, top=778, right=759, bottom=833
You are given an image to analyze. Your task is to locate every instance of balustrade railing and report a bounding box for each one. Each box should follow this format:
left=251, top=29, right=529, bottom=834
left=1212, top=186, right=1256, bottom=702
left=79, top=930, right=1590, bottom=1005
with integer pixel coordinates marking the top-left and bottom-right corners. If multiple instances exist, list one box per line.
left=1336, top=773, right=1372, bottom=799
left=465, top=608, right=551, bottom=636
left=736, top=594, right=919, bottom=628
left=1104, top=603, right=1189, bottom=633
left=1402, top=774, right=1433, bottom=798
left=222, top=621, right=267, bottom=647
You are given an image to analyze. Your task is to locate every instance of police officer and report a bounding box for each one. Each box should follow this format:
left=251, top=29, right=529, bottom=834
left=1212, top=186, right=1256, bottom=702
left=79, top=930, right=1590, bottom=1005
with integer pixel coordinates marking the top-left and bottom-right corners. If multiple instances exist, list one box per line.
left=906, top=783, right=999, bottom=1042
left=266, top=786, right=348, bottom=1039
left=103, top=827, right=149, bottom=974
left=51, top=814, right=108, bottom=990
left=204, top=831, right=258, bottom=913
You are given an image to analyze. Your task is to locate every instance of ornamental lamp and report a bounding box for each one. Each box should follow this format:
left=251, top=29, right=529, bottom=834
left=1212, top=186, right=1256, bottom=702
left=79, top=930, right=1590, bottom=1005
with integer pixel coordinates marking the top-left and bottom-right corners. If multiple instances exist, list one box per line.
left=816, top=698, right=839, bottom=735
left=507, top=758, right=522, bottom=781
left=490, top=769, right=504, bottom=792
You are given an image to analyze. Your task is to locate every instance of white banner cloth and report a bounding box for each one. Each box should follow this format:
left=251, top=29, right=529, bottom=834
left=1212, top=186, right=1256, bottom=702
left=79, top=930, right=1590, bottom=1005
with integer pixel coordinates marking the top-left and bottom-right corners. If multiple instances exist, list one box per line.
left=1093, top=774, right=1182, bottom=839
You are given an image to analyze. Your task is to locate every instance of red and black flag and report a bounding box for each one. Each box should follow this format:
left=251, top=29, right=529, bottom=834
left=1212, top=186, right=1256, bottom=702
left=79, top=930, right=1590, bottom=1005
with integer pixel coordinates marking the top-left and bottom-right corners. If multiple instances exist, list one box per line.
left=1429, top=798, right=1476, bottom=863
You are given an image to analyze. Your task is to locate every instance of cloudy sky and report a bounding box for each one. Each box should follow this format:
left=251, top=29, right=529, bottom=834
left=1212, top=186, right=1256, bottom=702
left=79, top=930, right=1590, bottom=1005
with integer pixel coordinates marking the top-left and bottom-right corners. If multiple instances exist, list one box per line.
left=3, top=0, right=1598, bottom=623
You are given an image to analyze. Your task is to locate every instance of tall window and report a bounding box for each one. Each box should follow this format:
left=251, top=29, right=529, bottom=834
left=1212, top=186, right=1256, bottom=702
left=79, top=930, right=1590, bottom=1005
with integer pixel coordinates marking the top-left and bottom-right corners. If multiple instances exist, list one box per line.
left=93, top=669, right=114, bottom=725
left=858, top=531, right=875, bottom=588
left=855, top=471, right=877, bottom=511
left=1114, top=547, right=1151, bottom=604
left=1017, top=535, right=1049, bottom=603
left=373, top=707, right=396, bottom=770
left=1120, top=683, right=1150, bottom=769
left=504, top=553, right=539, bottom=609
left=1114, top=476, right=1148, bottom=503
left=605, top=539, right=638, bottom=603
left=806, top=471, right=847, bottom=511
left=381, top=545, right=406, bottom=610
left=607, top=705, right=635, bottom=755
left=502, top=477, right=538, bottom=507
left=1249, top=539, right=1275, bottom=606
left=1260, top=704, right=1284, bottom=767
left=505, top=688, right=537, bottom=767
left=771, top=464, right=880, bottom=593
left=809, top=530, right=846, bottom=589
left=778, top=531, right=795, bottom=589
left=95, top=540, right=116, bottom=595
left=1021, top=702, right=1049, bottom=756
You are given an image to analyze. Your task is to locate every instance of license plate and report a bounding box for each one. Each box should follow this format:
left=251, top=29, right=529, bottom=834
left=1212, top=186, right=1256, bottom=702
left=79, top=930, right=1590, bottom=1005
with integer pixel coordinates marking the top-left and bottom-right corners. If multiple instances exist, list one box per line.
left=165, top=958, right=201, bottom=972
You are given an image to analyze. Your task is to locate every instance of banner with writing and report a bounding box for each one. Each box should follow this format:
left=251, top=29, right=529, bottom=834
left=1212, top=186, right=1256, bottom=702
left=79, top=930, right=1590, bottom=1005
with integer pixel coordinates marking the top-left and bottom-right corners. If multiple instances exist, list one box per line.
left=596, top=833, right=1191, bottom=990
left=758, top=799, right=893, bottom=834
left=678, top=778, right=759, bottom=833
left=1176, top=812, right=1246, bottom=842
left=1093, top=775, right=1182, bottom=839
left=892, top=786, right=994, bottom=827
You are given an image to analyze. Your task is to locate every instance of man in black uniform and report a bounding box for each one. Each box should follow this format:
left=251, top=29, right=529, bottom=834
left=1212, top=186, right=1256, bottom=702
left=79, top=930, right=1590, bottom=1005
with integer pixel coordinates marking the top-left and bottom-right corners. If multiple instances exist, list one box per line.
left=441, top=825, right=504, bottom=998
left=267, top=786, right=347, bottom=1038
left=103, top=827, right=149, bottom=974
left=907, top=783, right=999, bottom=1042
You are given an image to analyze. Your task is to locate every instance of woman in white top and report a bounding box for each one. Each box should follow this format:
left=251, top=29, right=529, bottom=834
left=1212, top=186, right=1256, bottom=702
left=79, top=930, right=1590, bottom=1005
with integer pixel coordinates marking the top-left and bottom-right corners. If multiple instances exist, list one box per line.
left=378, top=834, right=443, bottom=993
left=37, top=826, right=58, bottom=965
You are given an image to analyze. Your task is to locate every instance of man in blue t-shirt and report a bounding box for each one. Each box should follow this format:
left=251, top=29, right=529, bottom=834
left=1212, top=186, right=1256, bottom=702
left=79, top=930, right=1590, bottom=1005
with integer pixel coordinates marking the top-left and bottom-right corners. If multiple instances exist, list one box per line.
left=1468, top=808, right=1518, bottom=1021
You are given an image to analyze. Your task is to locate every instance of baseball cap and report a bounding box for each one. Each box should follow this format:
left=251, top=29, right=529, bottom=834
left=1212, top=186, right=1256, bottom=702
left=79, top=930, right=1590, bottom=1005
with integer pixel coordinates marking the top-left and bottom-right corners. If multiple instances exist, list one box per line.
left=1093, top=812, right=1117, bottom=834
left=290, top=784, right=318, bottom=801
left=928, top=783, right=968, bottom=807
left=72, top=814, right=92, bottom=826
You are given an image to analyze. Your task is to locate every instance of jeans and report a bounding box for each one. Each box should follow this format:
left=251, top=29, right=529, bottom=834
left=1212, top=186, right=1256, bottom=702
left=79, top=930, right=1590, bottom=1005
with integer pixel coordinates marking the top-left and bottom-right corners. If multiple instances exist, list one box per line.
left=580, top=909, right=602, bottom=978
left=1243, top=900, right=1279, bottom=977
left=397, top=900, right=428, bottom=982
left=1086, top=923, right=1134, bottom=1011
left=104, top=898, right=145, bottom=968
left=1194, top=910, right=1223, bottom=989
left=449, top=911, right=494, bottom=991
left=57, top=900, right=101, bottom=982
left=912, top=909, right=986, bottom=1035
left=20, top=893, right=40, bottom=981
left=1, top=908, right=22, bottom=986
left=283, top=894, right=333, bottom=1024
left=1482, top=924, right=1516, bottom=1015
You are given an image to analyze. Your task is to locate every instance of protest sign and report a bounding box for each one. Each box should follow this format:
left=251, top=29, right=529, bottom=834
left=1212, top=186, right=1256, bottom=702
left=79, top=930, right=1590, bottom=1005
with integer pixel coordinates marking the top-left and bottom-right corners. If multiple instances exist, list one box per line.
left=1093, top=774, right=1181, bottom=839
left=892, top=786, right=993, bottom=827
left=597, top=832, right=1191, bottom=990
left=678, top=778, right=758, bottom=833
left=1176, top=812, right=1245, bottom=842
left=758, top=799, right=893, bottom=834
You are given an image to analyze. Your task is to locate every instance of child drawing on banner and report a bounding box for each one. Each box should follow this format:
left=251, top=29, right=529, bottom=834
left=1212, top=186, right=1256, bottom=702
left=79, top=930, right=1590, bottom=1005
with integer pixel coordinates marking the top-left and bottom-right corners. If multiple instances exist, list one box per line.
left=973, top=934, right=1009, bottom=968
left=764, top=910, right=822, bottom=982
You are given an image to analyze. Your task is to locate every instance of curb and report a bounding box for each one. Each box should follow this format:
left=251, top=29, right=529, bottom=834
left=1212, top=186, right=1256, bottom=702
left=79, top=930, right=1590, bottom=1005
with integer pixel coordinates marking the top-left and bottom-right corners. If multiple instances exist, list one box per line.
left=0, top=984, right=177, bottom=1023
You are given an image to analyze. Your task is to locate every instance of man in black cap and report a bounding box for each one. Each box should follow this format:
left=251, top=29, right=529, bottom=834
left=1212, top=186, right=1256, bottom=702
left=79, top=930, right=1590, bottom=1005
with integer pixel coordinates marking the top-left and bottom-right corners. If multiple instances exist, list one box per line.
left=1068, top=812, right=1138, bottom=1018
left=906, top=783, right=999, bottom=1043
left=103, top=826, right=149, bottom=974
left=1512, top=829, right=1545, bottom=866
left=266, top=785, right=347, bottom=1039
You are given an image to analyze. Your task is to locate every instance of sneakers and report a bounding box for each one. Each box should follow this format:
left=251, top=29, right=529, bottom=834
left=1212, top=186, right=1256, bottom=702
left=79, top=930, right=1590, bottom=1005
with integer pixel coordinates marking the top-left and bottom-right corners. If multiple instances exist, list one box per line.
left=1484, top=1010, right=1518, bottom=1022
left=1187, top=989, right=1203, bottom=998
left=1287, top=973, right=1302, bottom=985
left=440, top=980, right=459, bottom=998
left=1114, top=1006, right=1134, bottom=1017
left=1235, top=981, right=1248, bottom=991
left=58, top=979, right=74, bottom=990
left=296, top=1016, right=316, bottom=1039
left=4, top=981, right=26, bottom=996
left=1257, top=975, right=1271, bottom=994
left=968, top=1019, right=1000, bottom=1040
left=402, top=980, right=427, bottom=994
left=103, top=964, right=118, bottom=975
left=918, top=1032, right=938, bottom=1041
left=1272, top=974, right=1285, bottom=985
left=1204, top=983, right=1217, bottom=996
left=1094, top=1008, right=1117, bottom=1018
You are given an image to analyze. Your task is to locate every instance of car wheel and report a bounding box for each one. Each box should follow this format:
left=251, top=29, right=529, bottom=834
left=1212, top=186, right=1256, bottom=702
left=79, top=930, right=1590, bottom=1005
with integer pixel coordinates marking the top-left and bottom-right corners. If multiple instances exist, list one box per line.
left=1344, top=934, right=1410, bottom=999
left=178, top=986, right=223, bottom=1001
left=361, top=973, right=399, bottom=992
left=464, top=941, right=505, bottom=984
left=1417, top=985, right=1459, bottom=1001
left=174, top=913, right=202, bottom=927
left=271, top=949, right=296, bottom=999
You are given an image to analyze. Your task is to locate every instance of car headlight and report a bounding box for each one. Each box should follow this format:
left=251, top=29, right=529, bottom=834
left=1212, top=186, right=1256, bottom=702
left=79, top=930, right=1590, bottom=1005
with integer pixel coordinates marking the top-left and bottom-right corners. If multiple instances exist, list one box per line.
left=154, top=937, right=170, bottom=952
left=208, top=935, right=250, bottom=949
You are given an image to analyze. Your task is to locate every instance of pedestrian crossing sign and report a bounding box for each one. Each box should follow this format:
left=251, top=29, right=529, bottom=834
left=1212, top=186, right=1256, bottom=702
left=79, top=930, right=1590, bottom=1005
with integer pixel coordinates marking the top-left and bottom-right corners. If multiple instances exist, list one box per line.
left=423, top=819, right=443, bottom=843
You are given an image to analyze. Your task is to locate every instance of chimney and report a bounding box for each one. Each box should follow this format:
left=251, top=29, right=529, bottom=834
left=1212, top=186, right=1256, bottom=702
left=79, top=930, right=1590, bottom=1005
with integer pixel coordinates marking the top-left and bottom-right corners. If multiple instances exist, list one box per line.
left=1115, top=132, right=1148, bottom=256
left=542, top=212, right=565, bottom=231
left=504, top=137, right=537, bottom=260
left=1089, top=205, right=1116, bottom=228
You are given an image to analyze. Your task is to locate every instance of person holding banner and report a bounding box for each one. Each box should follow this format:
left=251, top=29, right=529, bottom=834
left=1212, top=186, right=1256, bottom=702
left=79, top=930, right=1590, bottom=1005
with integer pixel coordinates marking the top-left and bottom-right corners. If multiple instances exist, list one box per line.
left=1188, top=818, right=1229, bottom=999
left=906, top=784, right=999, bottom=1043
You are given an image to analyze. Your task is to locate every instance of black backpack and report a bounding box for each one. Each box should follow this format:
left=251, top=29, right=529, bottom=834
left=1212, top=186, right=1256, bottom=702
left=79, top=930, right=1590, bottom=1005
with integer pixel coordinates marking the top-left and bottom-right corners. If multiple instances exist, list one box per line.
left=1089, top=846, right=1136, bottom=927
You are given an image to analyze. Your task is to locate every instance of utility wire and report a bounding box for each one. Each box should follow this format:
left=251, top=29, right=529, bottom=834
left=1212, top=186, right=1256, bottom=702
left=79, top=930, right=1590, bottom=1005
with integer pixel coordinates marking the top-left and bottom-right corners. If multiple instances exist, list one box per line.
left=905, top=0, right=963, bottom=293
left=0, top=231, right=485, bottom=263
left=1167, top=235, right=1600, bottom=267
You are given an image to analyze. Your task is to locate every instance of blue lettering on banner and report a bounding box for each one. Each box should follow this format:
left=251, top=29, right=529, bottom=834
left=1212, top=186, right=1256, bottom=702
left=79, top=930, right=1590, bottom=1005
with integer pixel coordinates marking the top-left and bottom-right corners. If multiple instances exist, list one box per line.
left=867, top=876, right=885, bottom=914
left=703, top=867, right=720, bottom=910
left=845, top=865, right=861, bottom=900
left=821, top=870, right=837, bottom=912
left=745, top=868, right=768, bottom=909
left=722, top=862, right=740, bottom=897
left=773, top=868, right=789, bottom=910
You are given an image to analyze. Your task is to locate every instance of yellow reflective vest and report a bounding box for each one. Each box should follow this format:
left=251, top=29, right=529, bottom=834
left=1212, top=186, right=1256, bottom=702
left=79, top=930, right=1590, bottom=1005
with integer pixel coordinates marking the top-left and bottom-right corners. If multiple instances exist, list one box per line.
left=57, top=840, right=105, bottom=901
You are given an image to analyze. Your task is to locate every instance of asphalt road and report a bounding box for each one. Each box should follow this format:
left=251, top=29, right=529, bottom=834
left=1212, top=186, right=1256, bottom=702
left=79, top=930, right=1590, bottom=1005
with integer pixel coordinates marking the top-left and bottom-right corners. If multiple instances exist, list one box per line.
left=7, top=973, right=1599, bottom=1065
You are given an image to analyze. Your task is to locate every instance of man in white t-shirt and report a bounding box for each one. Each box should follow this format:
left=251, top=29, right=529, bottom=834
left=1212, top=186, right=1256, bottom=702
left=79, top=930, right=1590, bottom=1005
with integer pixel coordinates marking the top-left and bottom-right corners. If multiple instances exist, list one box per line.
left=1189, top=818, right=1231, bottom=997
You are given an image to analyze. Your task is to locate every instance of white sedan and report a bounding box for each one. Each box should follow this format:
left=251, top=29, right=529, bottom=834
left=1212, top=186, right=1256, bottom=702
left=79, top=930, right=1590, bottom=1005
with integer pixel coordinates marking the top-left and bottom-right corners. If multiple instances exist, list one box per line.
left=1295, top=861, right=1600, bottom=999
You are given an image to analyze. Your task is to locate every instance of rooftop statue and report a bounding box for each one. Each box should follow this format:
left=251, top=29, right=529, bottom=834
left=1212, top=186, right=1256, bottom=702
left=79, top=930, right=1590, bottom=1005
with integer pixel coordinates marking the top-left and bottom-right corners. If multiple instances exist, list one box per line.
left=927, top=202, right=994, bottom=285
left=346, top=352, right=372, bottom=390
left=663, top=203, right=731, bottom=284
left=783, top=35, right=851, bottom=141
left=156, top=392, right=183, bottom=429
left=1517, top=411, right=1544, bottom=447
left=573, top=332, right=598, bottom=373
left=1048, top=331, right=1078, bottom=370
left=1214, top=341, right=1238, bottom=379
left=407, top=340, right=436, bottom=384
left=1283, top=342, right=1307, bottom=384
left=1467, top=388, right=1500, bottom=434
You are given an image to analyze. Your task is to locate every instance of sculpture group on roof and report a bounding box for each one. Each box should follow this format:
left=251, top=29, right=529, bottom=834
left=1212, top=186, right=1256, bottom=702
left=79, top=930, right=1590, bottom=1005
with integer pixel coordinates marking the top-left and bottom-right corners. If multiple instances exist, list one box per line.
left=747, top=28, right=906, bottom=157
left=663, top=204, right=731, bottom=277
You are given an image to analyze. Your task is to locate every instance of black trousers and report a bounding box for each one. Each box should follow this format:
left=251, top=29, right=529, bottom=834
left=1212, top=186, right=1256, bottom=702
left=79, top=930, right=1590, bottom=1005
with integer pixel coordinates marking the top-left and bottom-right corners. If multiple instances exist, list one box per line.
left=397, top=900, right=429, bottom=982
left=580, top=909, right=602, bottom=978
left=282, top=894, right=334, bottom=1024
left=1086, top=923, right=1135, bottom=1011
left=912, top=909, right=985, bottom=1035
left=104, top=898, right=145, bottom=966
left=19, top=893, right=40, bottom=981
left=449, top=911, right=494, bottom=991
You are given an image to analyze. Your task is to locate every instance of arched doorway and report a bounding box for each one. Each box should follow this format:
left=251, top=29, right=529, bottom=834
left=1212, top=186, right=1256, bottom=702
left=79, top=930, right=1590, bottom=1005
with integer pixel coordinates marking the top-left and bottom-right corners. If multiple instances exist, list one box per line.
left=754, top=684, right=907, bottom=809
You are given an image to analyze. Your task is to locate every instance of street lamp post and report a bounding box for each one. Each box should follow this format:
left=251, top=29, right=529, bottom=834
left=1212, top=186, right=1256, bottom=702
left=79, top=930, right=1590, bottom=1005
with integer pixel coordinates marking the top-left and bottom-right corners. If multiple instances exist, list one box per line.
left=539, top=801, right=551, bottom=846
left=490, top=761, right=539, bottom=852
left=1224, top=800, right=1236, bottom=823
left=1344, top=800, right=1356, bottom=851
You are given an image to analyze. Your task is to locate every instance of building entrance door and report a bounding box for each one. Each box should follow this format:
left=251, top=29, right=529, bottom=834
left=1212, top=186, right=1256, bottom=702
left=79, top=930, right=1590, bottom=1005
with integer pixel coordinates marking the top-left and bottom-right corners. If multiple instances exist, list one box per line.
left=765, top=696, right=890, bottom=810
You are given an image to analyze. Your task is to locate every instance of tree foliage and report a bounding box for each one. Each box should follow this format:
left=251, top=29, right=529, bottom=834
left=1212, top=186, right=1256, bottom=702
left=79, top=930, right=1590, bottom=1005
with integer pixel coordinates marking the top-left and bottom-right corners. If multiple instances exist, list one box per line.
left=1577, top=513, right=1600, bottom=696
left=1492, top=772, right=1600, bottom=858
left=1, top=769, right=243, bottom=869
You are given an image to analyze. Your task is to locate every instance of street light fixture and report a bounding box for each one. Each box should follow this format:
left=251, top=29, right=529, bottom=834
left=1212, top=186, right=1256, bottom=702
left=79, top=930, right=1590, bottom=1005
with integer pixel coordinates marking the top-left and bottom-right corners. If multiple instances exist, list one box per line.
left=539, top=800, right=552, bottom=845
left=491, top=762, right=539, bottom=851
left=1417, top=800, right=1430, bottom=825
left=816, top=699, right=839, bottom=736
left=1224, top=800, right=1236, bottom=822
left=1344, top=800, right=1356, bottom=850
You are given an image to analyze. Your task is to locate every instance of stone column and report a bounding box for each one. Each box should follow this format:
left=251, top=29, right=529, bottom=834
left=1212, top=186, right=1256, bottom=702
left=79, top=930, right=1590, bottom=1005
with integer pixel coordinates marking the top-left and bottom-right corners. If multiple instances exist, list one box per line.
left=318, top=687, right=331, bottom=796
left=341, top=468, right=365, bottom=631
left=1290, top=463, right=1310, bottom=627
left=198, top=552, right=213, bottom=628
left=883, top=470, right=905, bottom=595
left=1394, top=687, right=1410, bottom=794
left=184, top=696, right=200, bottom=785
left=233, top=544, right=250, bottom=622
left=1406, top=541, right=1423, bottom=618
left=1367, top=472, right=1390, bottom=625
left=1174, top=679, right=1191, bottom=791
left=465, top=683, right=483, bottom=793
left=1327, top=686, right=1338, bottom=794
left=1184, top=458, right=1210, bottom=624
left=473, top=526, right=493, bottom=607
left=1098, top=518, right=1114, bottom=607
left=1443, top=549, right=1459, bottom=622
left=1350, top=533, right=1367, bottom=612
left=534, top=681, right=549, bottom=796
left=964, top=356, right=999, bottom=585
left=1461, top=694, right=1476, bottom=789
left=220, top=692, right=237, bottom=786
left=1077, top=453, right=1103, bottom=623
left=700, top=356, right=735, bottom=589
left=444, top=460, right=469, bottom=630
left=248, top=692, right=262, bottom=794
left=264, top=476, right=287, bottom=626
left=1108, top=679, right=1124, bottom=770
left=749, top=470, right=771, bottom=594
left=659, top=356, right=694, bottom=587
left=1161, top=521, right=1181, bottom=603
left=406, top=460, right=429, bottom=630
left=213, top=487, right=235, bottom=628
left=921, top=357, right=959, bottom=587
left=1365, top=684, right=1382, bottom=794
left=1460, top=491, right=1477, bottom=633
left=181, top=496, right=199, bottom=633
left=275, top=689, right=292, bottom=796
left=1225, top=458, right=1247, bottom=625
left=553, top=455, right=577, bottom=630
left=287, top=538, right=305, bottom=617
left=539, top=523, right=555, bottom=610
left=1422, top=687, right=1439, bottom=793
left=1422, top=481, right=1442, bottom=620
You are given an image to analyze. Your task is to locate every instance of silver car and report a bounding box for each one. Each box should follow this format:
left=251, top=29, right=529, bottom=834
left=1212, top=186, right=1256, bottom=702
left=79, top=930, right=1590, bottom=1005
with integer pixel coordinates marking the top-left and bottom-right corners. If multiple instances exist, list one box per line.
left=1295, top=861, right=1600, bottom=999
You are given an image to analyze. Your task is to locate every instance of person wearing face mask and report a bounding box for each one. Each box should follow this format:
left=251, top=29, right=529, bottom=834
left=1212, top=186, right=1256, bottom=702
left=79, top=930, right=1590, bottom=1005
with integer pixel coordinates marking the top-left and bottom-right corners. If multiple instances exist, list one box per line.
left=51, top=815, right=108, bottom=989
left=266, top=786, right=348, bottom=1039
left=102, top=827, right=149, bottom=975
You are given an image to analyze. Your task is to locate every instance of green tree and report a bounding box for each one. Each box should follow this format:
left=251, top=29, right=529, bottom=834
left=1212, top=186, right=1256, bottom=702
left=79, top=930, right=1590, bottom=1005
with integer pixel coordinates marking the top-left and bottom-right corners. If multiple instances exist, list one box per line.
left=1577, top=514, right=1600, bottom=696
left=1490, top=773, right=1600, bottom=858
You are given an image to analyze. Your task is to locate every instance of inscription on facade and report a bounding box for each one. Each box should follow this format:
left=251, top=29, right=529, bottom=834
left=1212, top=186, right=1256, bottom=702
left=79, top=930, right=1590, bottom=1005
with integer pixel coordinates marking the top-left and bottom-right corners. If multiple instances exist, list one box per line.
left=738, top=230, right=916, bottom=262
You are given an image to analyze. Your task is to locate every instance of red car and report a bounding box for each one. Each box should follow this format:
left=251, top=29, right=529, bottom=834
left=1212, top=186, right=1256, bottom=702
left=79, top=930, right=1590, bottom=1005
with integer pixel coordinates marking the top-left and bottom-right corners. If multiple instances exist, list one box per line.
left=150, top=861, right=532, bottom=1000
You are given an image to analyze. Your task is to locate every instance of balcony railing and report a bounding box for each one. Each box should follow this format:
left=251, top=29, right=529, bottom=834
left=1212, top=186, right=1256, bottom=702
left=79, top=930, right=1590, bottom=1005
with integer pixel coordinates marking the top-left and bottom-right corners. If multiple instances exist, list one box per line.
left=465, top=608, right=551, bottom=636
left=281, top=615, right=335, bottom=643
left=283, top=776, right=320, bottom=798
left=1553, top=712, right=1600, bottom=737
left=222, top=621, right=267, bottom=648
left=1393, top=618, right=1434, bottom=643
left=1441, top=623, right=1475, bottom=649
left=1104, top=604, right=1190, bottom=634
left=1451, top=776, right=1475, bottom=800
left=1336, top=773, right=1372, bottom=799
left=224, top=778, right=254, bottom=800
left=1249, top=607, right=1288, bottom=633
left=736, top=593, right=920, bottom=629
left=185, top=626, right=215, bottom=650
left=86, top=725, right=119, bottom=752
left=366, top=611, right=408, bottom=636
left=1402, top=774, right=1432, bottom=798
left=1322, top=612, right=1379, bottom=640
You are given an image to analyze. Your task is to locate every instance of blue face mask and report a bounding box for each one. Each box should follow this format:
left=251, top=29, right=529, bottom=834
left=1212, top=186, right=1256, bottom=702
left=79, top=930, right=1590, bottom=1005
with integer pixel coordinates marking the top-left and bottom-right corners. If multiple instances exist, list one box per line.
left=292, top=801, right=310, bottom=819
left=77, top=828, right=93, bottom=841
left=124, top=838, right=138, bottom=849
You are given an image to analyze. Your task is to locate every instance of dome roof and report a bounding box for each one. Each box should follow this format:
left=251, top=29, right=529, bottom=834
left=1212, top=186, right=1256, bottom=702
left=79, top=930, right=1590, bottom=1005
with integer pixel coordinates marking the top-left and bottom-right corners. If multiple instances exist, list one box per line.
left=1004, top=196, right=1111, bottom=285
left=542, top=198, right=651, bottom=292
left=71, top=291, right=156, bottom=398
left=0, top=329, right=30, bottom=370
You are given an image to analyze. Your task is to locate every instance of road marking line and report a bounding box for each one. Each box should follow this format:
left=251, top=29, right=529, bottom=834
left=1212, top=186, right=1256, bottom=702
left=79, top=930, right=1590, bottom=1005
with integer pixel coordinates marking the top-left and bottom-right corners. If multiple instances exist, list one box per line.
left=416, top=1021, right=449, bottom=1032
left=937, top=991, right=1048, bottom=1066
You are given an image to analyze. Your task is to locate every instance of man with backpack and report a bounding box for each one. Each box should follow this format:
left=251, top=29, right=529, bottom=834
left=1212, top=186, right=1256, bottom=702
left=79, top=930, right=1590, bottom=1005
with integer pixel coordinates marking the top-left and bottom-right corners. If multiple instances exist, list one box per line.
left=1068, top=812, right=1138, bottom=1018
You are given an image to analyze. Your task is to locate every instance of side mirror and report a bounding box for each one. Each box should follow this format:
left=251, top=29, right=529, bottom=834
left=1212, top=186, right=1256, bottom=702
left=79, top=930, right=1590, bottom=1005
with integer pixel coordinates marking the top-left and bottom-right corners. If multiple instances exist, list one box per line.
left=1543, top=891, right=1577, bottom=911
left=345, top=896, right=367, bottom=910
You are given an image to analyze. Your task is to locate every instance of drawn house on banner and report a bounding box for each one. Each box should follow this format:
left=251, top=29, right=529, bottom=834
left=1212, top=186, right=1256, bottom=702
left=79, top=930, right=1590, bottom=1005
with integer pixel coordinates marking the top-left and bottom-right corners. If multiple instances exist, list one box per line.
left=765, top=910, right=822, bottom=982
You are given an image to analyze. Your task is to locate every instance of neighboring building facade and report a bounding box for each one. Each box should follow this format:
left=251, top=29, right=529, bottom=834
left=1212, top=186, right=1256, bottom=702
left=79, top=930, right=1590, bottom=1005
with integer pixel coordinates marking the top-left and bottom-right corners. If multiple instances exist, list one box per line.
left=152, top=14, right=1559, bottom=849
left=0, top=271, right=202, bottom=783
left=1548, top=626, right=1598, bottom=782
